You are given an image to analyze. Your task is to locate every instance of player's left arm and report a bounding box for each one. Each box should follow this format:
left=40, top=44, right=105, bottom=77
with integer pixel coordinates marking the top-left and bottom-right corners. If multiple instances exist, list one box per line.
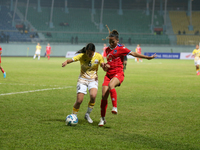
left=129, top=51, right=156, bottom=60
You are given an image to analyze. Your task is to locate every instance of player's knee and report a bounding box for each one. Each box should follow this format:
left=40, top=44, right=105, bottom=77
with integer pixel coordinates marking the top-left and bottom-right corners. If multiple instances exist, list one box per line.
left=76, top=100, right=83, bottom=105
left=108, top=83, right=115, bottom=90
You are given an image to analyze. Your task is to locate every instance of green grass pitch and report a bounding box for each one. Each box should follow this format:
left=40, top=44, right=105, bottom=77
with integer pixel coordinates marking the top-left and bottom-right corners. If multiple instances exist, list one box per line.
left=0, top=57, right=200, bottom=150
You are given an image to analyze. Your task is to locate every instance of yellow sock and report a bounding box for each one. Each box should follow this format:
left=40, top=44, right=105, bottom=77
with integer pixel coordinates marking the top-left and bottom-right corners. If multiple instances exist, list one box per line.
left=196, top=69, right=199, bottom=73
left=72, top=107, right=79, bottom=115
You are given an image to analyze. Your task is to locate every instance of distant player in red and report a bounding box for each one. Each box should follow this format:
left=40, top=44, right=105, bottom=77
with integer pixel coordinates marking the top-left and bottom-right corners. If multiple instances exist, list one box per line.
left=0, top=46, right=6, bottom=78
left=98, top=29, right=156, bottom=126
left=136, top=44, right=142, bottom=63
left=102, top=43, right=107, bottom=60
left=46, top=43, right=51, bottom=60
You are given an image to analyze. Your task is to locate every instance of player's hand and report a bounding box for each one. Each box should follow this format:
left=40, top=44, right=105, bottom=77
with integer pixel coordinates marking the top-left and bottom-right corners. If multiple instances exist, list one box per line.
left=102, top=63, right=110, bottom=71
left=147, top=53, right=157, bottom=60
left=62, top=61, right=68, bottom=67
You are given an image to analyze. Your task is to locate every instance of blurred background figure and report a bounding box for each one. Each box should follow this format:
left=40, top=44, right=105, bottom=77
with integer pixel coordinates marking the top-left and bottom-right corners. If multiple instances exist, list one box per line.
left=136, top=44, right=142, bottom=63
left=192, top=44, right=200, bottom=75
left=0, top=45, right=6, bottom=78
left=102, top=43, right=107, bottom=61
left=33, top=43, right=42, bottom=60
left=46, top=43, right=51, bottom=60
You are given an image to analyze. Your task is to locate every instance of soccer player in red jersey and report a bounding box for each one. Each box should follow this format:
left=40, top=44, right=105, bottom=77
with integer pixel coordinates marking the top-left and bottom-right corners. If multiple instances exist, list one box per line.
left=136, top=44, right=142, bottom=63
left=98, top=30, right=156, bottom=126
left=46, top=43, right=51, bottom=60
left=0, top=46, right=6, bottom=78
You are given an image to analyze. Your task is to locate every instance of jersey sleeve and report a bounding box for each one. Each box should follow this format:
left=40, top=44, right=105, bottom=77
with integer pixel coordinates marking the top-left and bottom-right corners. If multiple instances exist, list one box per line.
left=99, top=54, right=104, bottom=64
left=121, top=46, right=131, bottom=56
left=72, top=53, right=83, bottom=62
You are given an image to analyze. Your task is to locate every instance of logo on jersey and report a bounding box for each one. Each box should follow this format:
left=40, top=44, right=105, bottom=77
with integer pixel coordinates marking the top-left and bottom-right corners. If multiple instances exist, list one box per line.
left=94, top=59, right=99, bottom=64
left=113, top=50, right=117, bottom=54
left=107, top=54, right=115, bottom=62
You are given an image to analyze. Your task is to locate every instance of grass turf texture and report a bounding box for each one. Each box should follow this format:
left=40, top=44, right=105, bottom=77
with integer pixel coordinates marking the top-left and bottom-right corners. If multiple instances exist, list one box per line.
left=0, top=57, right=200, bottom=150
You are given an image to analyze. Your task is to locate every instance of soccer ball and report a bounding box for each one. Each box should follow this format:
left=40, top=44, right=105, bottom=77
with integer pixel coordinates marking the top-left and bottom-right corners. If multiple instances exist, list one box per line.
left=65, top=114, right=78, bottom=126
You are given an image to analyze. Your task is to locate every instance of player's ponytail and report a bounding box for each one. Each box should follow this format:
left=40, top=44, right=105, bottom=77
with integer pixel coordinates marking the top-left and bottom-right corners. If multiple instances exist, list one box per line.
left=76, top=43, right=95, bottom=54
left=76, top=47, right=86, bottom=54
left=102, top=25, right=119, bottom=40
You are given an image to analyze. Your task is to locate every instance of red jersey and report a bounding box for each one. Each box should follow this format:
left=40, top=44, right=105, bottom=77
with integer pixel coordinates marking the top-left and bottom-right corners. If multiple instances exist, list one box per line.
left=136, top=47, right=141, bottom=54
left=46, top=46, right=51, bottom=54
left=106, top=44, right=131, bottom=76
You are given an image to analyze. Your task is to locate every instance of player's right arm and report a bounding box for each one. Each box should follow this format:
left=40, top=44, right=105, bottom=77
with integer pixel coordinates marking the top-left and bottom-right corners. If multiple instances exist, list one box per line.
left=62, top=59, right=73, bottom=67
left=62, top=53, right=83, bottom=67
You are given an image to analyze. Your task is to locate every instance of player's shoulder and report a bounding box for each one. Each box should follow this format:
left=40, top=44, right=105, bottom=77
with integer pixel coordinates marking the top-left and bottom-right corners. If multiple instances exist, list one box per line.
left=94, top=52, right=103, bottom=59
left=95, top=52, right=101, bottom=56
left=105, top=46, right=110, bottom=50
left=193, top=49, right=197, bottom=52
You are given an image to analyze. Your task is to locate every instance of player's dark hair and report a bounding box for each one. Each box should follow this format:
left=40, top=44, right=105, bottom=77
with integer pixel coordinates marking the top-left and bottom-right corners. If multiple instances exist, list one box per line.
left=102, top=25, right=119, bottom=41
left=76, top=43, right=95, bottom=54
left=109, top=30, right=119, bottom=40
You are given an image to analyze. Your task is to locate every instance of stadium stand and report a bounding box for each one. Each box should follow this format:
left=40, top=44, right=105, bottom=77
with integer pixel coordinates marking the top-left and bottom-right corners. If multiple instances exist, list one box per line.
left=0, top=6, right=35, bottom=42
left=169, top=11, right=200, bottom=45
left=17, top=6, right=169, bottom=44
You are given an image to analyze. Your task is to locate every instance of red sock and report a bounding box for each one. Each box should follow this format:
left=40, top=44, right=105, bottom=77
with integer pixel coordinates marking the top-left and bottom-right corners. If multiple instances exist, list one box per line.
left=110, top=88, right=117, bottom=107
left=1, top=67, right=5, bottom=73
left=100, top=99, right=108, bottom=117
left=48, top=56, right=50, bottom=60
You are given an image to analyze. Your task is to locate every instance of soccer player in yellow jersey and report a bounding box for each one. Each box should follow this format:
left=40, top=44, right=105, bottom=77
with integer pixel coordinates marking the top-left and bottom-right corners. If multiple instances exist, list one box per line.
left=62, top=43, right=110, bottom=124
left=192, top=44, right=200, bottom=75
left=33, top=43, right=42, bottom=60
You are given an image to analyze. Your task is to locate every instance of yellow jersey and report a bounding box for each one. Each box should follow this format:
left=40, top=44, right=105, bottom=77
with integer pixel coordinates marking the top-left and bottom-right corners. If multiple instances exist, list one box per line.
left=36, top=45, right=41, bottom=52
left=72, top=52, right=104, bottom=81
left=192, top=49, right=200, bottom=61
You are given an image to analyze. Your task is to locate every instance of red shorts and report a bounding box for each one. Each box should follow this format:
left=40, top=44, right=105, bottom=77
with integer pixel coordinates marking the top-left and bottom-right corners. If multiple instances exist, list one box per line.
left=0, top=55, right=1, bottom=63
left=102, top=72, right=124, bottom=86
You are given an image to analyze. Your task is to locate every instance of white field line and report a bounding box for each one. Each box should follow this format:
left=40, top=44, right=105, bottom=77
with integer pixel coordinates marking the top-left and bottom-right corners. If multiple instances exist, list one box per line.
left=0, top=86, right=73, bottom=96
left=137, top=62, right=163, bottom=65
left=0, top=83, right=60, bottom=87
